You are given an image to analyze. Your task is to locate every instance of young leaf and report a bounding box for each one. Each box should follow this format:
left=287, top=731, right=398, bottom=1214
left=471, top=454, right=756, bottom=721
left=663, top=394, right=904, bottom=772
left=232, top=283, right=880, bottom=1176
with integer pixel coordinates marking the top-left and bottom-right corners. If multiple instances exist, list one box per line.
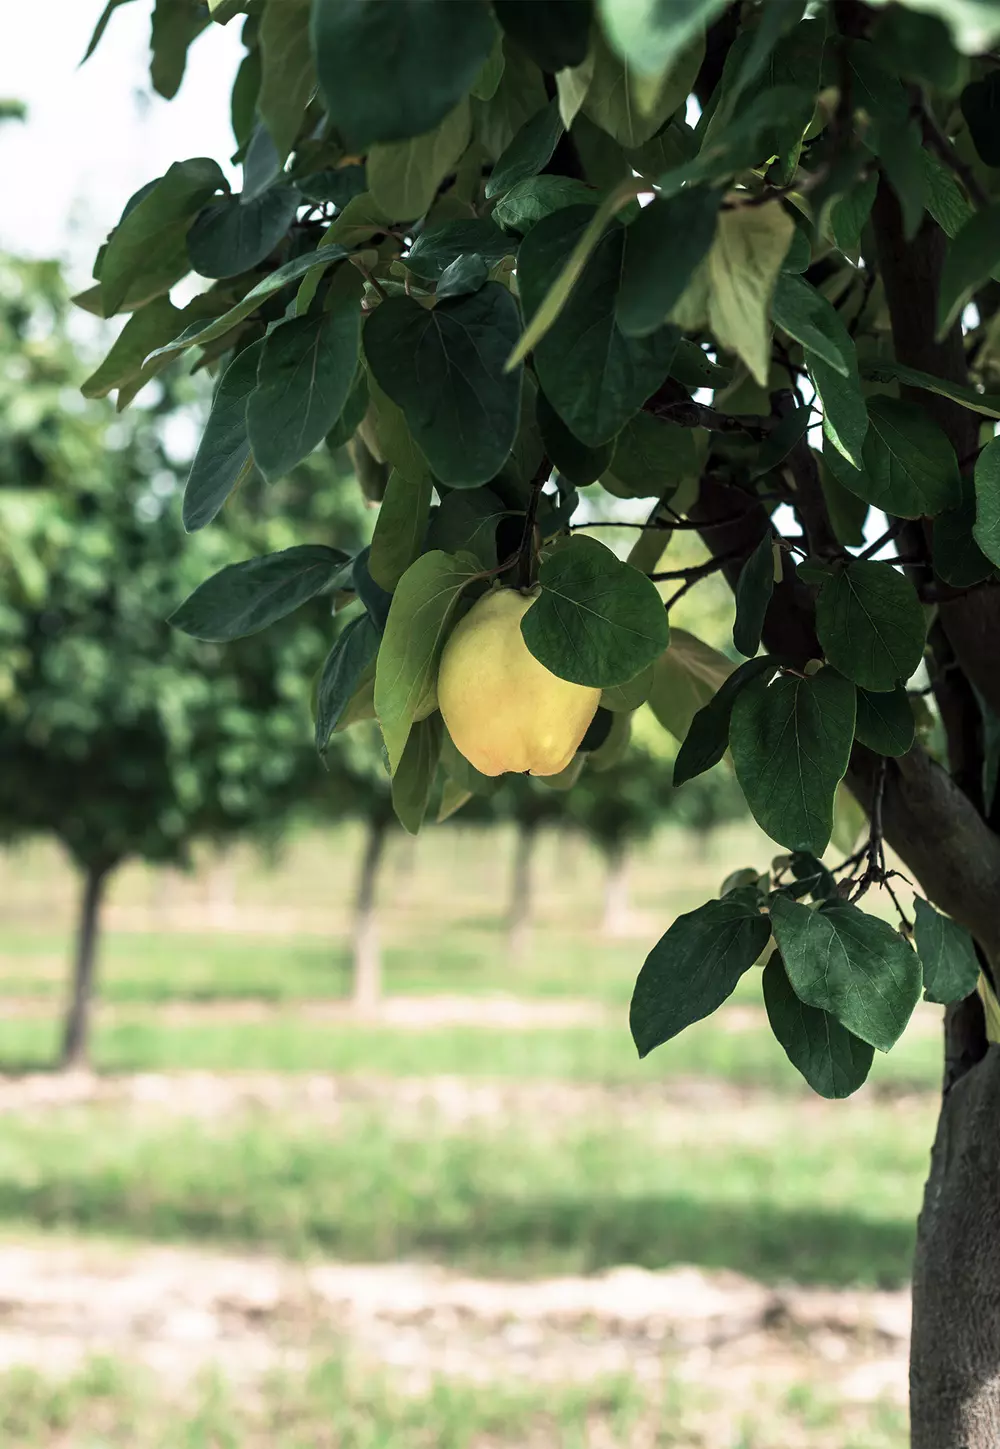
left=730, top=666, right=856, bottom=855
left=617, top=186, right=721, bottom=338
left=374, top=549, right=481, bottom=771
left=315, top=613, right=380, bottom=753
left=247, top=303, right=362, bottom=481
left=733, top=531, right=774, bottom=658
left=485, top=99, right=564, bottom=199
left=816, top=560, right=926, bottom=692
left=367, top=99, right=472, bottom=219
left=973, top=436, right=1000, bottom=568
left=769, top=894, right=922, bottom=1052
left=170, top=545, right=351, bottom=642
left=647, top=629, right=735, bottom=743
left=762, top=952, right=874, bottom=1099
left=391, top=715, right=444, bottom=834
left=938, top=201, right=1000, bottom=338
left=520, top=535, right=670, bottom=688
left=258, top=0, right=316, bottom=161
left=368, top=471, right=433, bottom=593
left=311, top=0, right=495, bottom=148
left=707, top=202, right=796, bottom=386
left=854, top=686, right=916, bottom=758
left=673, top=655, right=779, bottom=787
left=913, top=896, right=981, bottom=1005
left=630, top=891, right=771, bottom=1057
left=183, top=339, right=263, bottom=531
left=187, top=186, right=300, bottom=278
left=363, top=286, right=522, bottom=487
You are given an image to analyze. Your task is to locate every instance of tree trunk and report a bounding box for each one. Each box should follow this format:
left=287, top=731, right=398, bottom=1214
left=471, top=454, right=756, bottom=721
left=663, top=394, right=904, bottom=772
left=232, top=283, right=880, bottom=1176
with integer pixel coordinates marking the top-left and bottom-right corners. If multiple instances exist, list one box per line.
left=61, top=863, right=110, bottom=1070
left=506, top=820, right=537, bottom=964
left=601, top=843, right=631, bottom=937
left=352, top=819, right=387, bottom=1012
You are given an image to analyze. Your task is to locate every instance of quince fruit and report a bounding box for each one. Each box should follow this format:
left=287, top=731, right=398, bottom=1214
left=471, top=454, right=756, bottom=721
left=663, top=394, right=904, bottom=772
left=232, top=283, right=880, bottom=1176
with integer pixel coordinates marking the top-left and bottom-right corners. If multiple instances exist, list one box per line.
left=438, top=586, right=601, bottom=776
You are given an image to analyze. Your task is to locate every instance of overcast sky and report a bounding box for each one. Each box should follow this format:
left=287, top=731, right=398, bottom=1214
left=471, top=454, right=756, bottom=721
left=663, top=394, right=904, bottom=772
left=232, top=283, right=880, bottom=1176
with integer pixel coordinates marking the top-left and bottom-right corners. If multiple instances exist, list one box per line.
left=0, top=1, right=243, bottom=287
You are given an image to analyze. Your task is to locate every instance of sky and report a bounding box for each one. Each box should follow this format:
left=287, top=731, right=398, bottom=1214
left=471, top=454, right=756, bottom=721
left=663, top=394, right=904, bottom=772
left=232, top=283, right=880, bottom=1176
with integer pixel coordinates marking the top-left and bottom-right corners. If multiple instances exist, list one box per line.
left=0, top=1, right=244, bottom=288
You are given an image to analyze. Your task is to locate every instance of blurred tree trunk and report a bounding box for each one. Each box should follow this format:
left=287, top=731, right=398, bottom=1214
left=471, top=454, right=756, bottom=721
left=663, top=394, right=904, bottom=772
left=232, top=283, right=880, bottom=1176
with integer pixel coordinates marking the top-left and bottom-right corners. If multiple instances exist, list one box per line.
left=601, top=842, right=631, bottom=937
left=506, top=820, right=537, bottom=964
left=352, top=819, right=388, bottom=1011
left=61, top=862, right=111, bottom=1069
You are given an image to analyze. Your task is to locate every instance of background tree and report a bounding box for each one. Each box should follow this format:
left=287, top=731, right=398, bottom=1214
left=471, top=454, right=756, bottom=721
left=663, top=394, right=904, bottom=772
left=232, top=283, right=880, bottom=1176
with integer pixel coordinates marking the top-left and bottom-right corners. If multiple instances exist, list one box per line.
left=77, top=2, right=1000, bottom=1440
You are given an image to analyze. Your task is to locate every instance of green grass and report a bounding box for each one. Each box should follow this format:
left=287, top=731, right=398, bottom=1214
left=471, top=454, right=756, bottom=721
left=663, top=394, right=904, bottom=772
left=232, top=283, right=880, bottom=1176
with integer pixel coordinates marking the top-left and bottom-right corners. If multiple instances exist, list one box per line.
left=0, top=1092, right=932, bottom=1286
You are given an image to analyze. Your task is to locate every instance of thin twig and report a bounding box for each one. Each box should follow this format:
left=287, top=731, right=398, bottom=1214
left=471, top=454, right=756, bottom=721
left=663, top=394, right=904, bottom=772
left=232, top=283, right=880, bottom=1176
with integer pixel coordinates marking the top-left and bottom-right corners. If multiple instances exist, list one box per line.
left=857, top=520, right=904, bottom=561
left=516, top=463, right=549, bottom=590
left=851, top=756, right=888, bottom=905
left=648, top=547, right=743, bottom=584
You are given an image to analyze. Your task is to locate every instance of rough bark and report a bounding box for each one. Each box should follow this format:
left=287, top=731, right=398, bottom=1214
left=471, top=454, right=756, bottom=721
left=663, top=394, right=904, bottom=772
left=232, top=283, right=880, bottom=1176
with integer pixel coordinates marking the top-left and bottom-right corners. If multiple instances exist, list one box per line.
left=61, top=863, right=111, bottom=1070
left=352, top=819, right=388, bottom=1012
left=506, top=820, right=537, bottom=965
left=601, top=842, right=631, bottom=937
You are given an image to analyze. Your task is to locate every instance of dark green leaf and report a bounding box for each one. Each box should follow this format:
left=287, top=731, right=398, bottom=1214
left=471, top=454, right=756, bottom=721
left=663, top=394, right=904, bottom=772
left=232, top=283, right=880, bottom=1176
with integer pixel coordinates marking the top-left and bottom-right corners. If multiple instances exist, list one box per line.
left=854, top=686, right=915, bottom=757
left=914, top=896, right=981, bottom=1006
left=403, top=218, right=515, bottom=281
left=298, top=166, right=367, bottom=207
left=520, top=207, right=677, bottom=446
left=493, top=0, right=591, bottom=72
left=521, top=536, right=669, bottom=688
left=601, top=413, right=697, bottom=500
left=243, top=124, right=282, bottom=202
left=878, top=117, right=927, bottom=241
left=485, top=99, right=564, bottom=199
left=762, top=952, right=874, bottom=1099
left=170, top=545, right=350, bottom=642
left=750, top=405, right=811, bottom=481
left=938, top=201, right=1000, bottom=337
left=352, top=547, right=394, bottom=633
left=81, top=295, right=185, bottom=400
left=187, top=186, right=300, bottom=278
left=973, top=436, right=1000, bottom=568
left=818, top=445, right=869, bottom=548
left=392, top=715, right=444, bottom=834
left=933, top=474, right=995, bottom=588
left=493, top=176, right=596, bottom=233
left=861, top=360, right=1000, bottom=421
left=816, top=560, right=926, bottom=692
left=630, top=892, right=771, bottom=1057
left=617, top=186, right=721, bottom=339
left=363, top=286, right=522, bottom=488
left=769, top=894, right=921, bottom=1052
left=669, top=339, right=732, bottom=391
left=771, top=273, right=849, bottom=377
left=247, top=303, right=362, bottom=481
left=82, top=0, right=135, bottom=63
left=961, top=72, right=1000, bottom=168
left=733, top=532, right=774, bottom=658
left=473, top=36, right=547, bottom=160
left=730, top=666, right=856, bottom=855
left=258, top=0, right=316, bottom=161
left=183, top=340, right=262, bottom=531
left=426, top=487, right=508, bottom=568
left=832, top=395, right=960, bottom=518
left=150, top=0, right=205, bottom=100
left=326, top=366, right=370, bottom=449
left=311, top=0, right=495, bottom=148
left=536, top=391, right=614, bottom=488
left=315, top=613, right=380, bottom=753
left=367, top=100, right=472, bottom=219
left=435, top=254, right=489, bottom=299
left=829, top=172, right=878, bottom=255
left=368, top=471, right=433, bottom=592
left=673, top=655, right=778, bottom=788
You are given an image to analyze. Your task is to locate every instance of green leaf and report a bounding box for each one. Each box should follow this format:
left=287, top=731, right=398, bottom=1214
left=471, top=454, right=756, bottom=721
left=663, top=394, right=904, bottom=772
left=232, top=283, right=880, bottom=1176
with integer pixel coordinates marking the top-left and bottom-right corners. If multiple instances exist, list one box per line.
left=493, top=176, right=596, bottom=233
left=648, top=629, right=734, bottom=743
left=472, top=37, right=547, bottom=160
left=536, top=391, right=615, bottom=488
left=733, top=532, right=774, bottom=659
left=150, top=0, right=206, bottom=100
left=807, top=343, right=869, bottom=472
left=485, top=99, right=563, bottom=199
left=258, top=0, right=316, bottom=161
left=81, top=295, right=185, bottom=400
left=183, top=340, right=262, bottom=531
left=669, top=338, right=732, bottom=392
left=750, top=404, right=812, bottom=481
left=146, top=246, right=349, bottom=363
left=368, top=471, right=433, bottom=592
left=860, top=360, right=1000, bottom=421
left=673, top=655, right=779, bottom=787
left=854, top=686, right=916, bottom=758
left=600, top=662, right=654, bottom=713
left=391, top=715, right=444, bottom=834
left=170, top=545, right=350, bottom=642
left=326, top=366, right=370, bottom=449
left=771, top=273, right=849, bottom=377
left=403, top=218, right=514, bottom=281
left=315, top=613, right=380, bottom=753
left=730, top=666, right=856, bottom=855
left=601, top=413, right=697, bottom=499
left=973, top=435, right=1000, bottom=568
left=818, top=446, right=869, bottom=547
left=581, top=28, right=705, bottom=149
left=630, top=892, right=771, bottom=1057
left=298, top=167, right=367, bottom=208
left=368, top=100, right=472, bottom=219
left=933, top=474, right=996, bottom=588
left=922, top=149, right=975, bottom=242
left=938, top=202, right=1000, bottom=338
left=374, top=550, right=481, bottom=771
left=878, top=116, right=927, bottom=242
left=762, top=952, right=874, bottom=1099
left=707, top=203, right=796, bottom=386
left=435, top=254, right=489, bottom=300
left=364, top=286, right=522, bottom=488
left=600, top=0, right=727, bottom=80
left=247, top=302, right=362, bottom=482
left=830, top=395, right=960, bottom=518
left=829, top=172, right=878, bottom=255
left=361, top=373, right=430, bottom=484
left=493, top=0, right=590, bottom=73
left=913, top=897, right=981, bottom=1006
left=100, top=158, right=227, bottom=314
left=816, top=559, right=927, bottom=692
left=426, top=487, right=507, bottom=568
left=187, top=186, right=300, bottom=279
left=82, top=0, right=136, bottom=63
left=617, top=186, right=721, bottom=338
left=519, top=208, right=677, bottom=446
left=769, top=894, right=921, bottom=1053
left=311, top=0, right=495, bottom=148
left=521, top=535, right=670, bottom=688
